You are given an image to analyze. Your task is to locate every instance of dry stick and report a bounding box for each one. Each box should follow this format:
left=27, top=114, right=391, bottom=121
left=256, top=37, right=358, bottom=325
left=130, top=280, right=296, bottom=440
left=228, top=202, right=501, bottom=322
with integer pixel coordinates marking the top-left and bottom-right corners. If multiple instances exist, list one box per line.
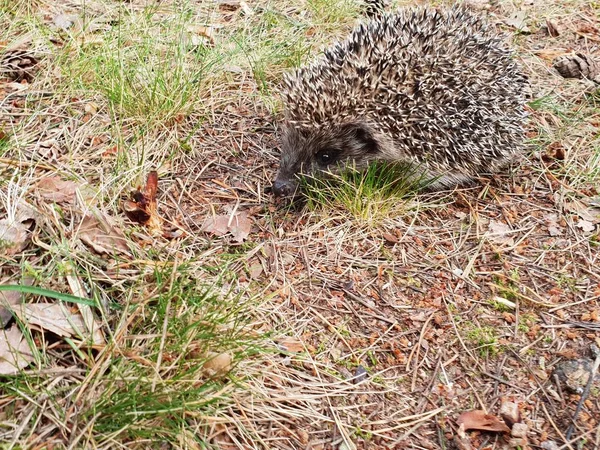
left=408, top=312, right=434, bottom=392
left=342, top=287, right=397, bottom=325
left=0, top=157, right=55, bottom=171
left=384, top=407, right=446, bottom=449
left=565, top=346, right=600, bottom=441
left=152, top=255, right=180, bottom=392
left=442, top=294, right=484, bottom=373
left=540, top=403, right=576, bottom=450
left=548, top=293, right=600, bottom=313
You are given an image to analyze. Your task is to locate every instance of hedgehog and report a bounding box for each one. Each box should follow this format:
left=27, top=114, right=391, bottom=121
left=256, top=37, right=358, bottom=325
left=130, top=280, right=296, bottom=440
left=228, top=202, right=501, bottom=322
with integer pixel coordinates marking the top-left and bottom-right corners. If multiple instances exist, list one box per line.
left=271, top=5, right=528, bottom=197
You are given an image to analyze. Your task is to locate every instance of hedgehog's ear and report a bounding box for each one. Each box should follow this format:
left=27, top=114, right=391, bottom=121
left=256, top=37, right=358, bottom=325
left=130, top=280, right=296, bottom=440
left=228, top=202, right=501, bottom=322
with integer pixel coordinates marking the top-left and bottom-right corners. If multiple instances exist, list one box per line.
left=342, top=123, right=379, bottom=154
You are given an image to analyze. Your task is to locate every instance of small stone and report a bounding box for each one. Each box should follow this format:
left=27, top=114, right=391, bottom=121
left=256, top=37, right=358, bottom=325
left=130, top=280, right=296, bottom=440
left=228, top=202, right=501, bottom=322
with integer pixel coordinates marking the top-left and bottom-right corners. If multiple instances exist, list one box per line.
left=553, top=358, right=593, bottom=394
left=352, top=365, right=368, bottom=384
left=511, top=423, right=528, bottom=438
left=499, top=400, right=520, bottom=426
left=541, top=441, right=559, bottom=450
left=339, top=441, right=356, bottom=450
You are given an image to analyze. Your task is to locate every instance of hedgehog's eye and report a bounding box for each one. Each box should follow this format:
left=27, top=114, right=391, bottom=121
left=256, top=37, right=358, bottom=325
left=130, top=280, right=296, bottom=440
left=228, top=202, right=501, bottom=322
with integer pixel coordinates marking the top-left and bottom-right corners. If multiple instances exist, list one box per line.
left=316, top=149, right=338, bottom=166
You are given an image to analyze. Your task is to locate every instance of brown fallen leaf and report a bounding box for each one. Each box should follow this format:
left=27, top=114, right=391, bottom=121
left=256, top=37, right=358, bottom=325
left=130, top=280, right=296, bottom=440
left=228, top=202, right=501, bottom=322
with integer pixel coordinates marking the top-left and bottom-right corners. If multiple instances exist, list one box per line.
left=0, top=290, right=20, bottom=327
left=544, top=213, right=563, bottom=237
left=382, top=232, right=399, bottom=243
left=78, top=213, right=130, bottom=255
left=457, top=410, right=510, bottom=433
left=576, top=219, right=595, bottom=233
left=37, top=176, right=78, bottom=203
left=65, top=262, right=105, bottom=345
left=277, top=337, right=305, bottom=353
left=487, top=220, right=515, bottom=246
left=0, top=324, right=35, bottom=375
left=201, top=211, right=252, bottom=243
left=202, top=352, right=233, bottom=379
left=565, top=199, right=600, bottom=224
left=248, top=263, right=263, bottom=279
left=13, top=303, right=103, bottom=344
left=186, top=25, right=217, bottom=46
left=123, top=171, right=163, bottom=236
left=535, top=48, right=569, bottom=63
left=1, top=49, right=40, bottom=82
left=546, top=18, right=560, bottom=37
left=0, top=219, right=31, bottom=256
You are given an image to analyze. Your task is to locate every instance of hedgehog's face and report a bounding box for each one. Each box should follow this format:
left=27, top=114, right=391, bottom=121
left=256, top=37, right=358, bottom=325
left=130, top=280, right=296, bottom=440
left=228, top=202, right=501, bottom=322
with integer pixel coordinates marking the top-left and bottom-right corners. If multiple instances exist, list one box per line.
left=272, top=122, right=381, bottom=197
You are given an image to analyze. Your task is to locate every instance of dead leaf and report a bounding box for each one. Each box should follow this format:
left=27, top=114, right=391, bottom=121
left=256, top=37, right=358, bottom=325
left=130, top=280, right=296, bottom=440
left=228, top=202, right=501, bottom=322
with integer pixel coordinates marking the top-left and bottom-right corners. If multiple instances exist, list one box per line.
left=78, top=213, right=130, bottom=255
left=37, top=177, right=78, bottom=203
left=13, top=303, right=103, bottom=344
left=201, top=211, right=252, bottom=243
left=0, top=290, right=20, bottom=327
left=277, top=337, right=304, bottom=353
left=544, top=142, right=565, bottom=161
left=505, top=11, right=531, bottom=34
left=544, top=213, right=563, bottom=236
left=217, top=0, right=242, bottom=11
left=535, top=48, right=569, bottom=62
left=53, top=14, right=75, bottom=31
left=487, top=221, right=515, bottom=246
left=546, top=19, right=560, bottom=37
left=249, top=263, right=263, bottom=279
left=202, top=352, right=233, bottom=379
left=565, top=200, right=600, bottom=224
left=123, top=171, right=163, bottom=236
left=0, top=219, right=30, bottom=256
left=457, top=410, right=510, bottom=433
left=382, top=232, right=399, bottom=243
left=84, top=102, right=98, bottom=114
left=65, top=263, right=105, bottom=345
left=0, top=324, right=35, bottom=375
left=186, top=25, right=217, bottom=46
left=576, top=219, right=595, bottom=233
left=1, top=49, right=40, bottom=82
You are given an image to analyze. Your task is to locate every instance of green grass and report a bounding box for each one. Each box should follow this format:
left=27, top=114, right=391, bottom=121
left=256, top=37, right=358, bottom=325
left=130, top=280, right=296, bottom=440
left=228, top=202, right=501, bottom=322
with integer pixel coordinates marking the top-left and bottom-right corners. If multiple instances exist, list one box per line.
left=61, top=6, right=221, bottom=128
left=528, top=94, right=600, bottom=188
left=301, top=161, right=433, bottom=224
left=0, top=264, right=263, bottom=447
left=465, top=325, right=500, bottom=358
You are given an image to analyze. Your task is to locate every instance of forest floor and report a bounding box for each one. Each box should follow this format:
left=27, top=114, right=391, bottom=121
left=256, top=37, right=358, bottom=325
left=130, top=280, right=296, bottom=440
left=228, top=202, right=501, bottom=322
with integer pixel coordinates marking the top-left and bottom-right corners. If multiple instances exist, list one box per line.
left=1, top=0, right=599, bottom=449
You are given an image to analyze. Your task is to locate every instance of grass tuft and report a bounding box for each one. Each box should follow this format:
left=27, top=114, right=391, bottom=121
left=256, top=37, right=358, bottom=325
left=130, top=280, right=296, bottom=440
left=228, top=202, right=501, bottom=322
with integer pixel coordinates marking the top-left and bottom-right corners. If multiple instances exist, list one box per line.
left=301, top=161, right=433, bottom=224
left=1, top=264, right=263, bottom=447
left=62, top=7, right=220, bottom=128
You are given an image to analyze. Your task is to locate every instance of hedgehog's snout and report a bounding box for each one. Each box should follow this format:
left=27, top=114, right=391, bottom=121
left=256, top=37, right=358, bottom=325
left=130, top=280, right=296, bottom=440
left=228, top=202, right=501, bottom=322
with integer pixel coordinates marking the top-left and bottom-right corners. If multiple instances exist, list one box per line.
left=272, top=179, right=294, bottom=197
left=272, top=174, right=299, bottom=198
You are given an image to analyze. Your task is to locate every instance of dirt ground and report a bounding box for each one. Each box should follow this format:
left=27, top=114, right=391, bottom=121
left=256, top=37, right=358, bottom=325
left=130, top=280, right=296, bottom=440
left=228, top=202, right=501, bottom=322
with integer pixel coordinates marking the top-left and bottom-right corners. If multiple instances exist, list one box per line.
left=1, top=0, right=599, bottom=449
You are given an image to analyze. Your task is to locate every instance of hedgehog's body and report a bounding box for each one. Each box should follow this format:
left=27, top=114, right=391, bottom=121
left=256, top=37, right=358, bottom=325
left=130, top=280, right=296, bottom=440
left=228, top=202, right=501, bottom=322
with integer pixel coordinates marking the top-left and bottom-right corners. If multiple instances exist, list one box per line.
left=272, top=6, right=528, bottom=197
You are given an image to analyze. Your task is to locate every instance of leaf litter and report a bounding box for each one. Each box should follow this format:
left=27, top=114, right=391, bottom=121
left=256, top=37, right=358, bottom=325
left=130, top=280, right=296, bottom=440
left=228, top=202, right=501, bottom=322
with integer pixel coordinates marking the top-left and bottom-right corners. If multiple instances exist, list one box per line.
left=13, top=303, right=104, bottom=345
left=0, top=324, right=35, bottom=375
left=201, top=210, right=252, bottom=243
left=77, top=212, right=130, bottom=256
left=2, top=0, right=600, bottom=448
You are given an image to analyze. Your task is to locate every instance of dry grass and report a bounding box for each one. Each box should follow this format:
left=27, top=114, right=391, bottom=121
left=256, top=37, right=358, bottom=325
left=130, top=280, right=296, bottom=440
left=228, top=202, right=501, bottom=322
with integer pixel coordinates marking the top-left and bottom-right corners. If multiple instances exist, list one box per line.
left=1, top=0, right=600, bottom=449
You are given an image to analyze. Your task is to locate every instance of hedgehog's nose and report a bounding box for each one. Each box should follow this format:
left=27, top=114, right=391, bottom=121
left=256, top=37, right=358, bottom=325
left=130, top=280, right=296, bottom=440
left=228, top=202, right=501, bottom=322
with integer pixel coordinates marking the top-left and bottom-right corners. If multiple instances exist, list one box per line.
left=272, top=179, right=294, bottom=197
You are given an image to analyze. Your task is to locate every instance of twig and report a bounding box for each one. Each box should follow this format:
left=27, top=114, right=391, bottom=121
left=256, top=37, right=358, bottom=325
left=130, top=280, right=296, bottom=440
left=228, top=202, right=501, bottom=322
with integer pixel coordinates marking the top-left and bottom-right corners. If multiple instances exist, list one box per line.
left=565, top=345, right=600, bottom=441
